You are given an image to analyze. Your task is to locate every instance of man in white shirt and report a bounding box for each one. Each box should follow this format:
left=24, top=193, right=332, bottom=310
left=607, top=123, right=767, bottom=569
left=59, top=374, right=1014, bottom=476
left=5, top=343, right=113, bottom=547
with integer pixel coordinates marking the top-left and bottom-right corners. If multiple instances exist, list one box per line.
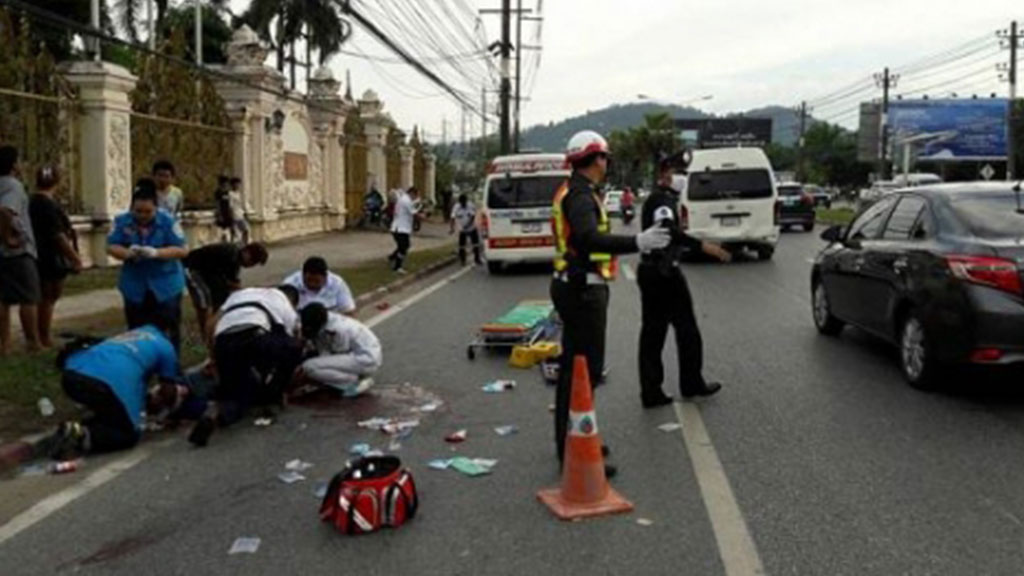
left=388, top=186, right=419, bottom=274
left=297, top=303, right=381, bottom=397
left=282, top=256, right=356, bottom=314
left=449, top=193, right=482, bottom=266
left=191, top=285, right=303, bottom=447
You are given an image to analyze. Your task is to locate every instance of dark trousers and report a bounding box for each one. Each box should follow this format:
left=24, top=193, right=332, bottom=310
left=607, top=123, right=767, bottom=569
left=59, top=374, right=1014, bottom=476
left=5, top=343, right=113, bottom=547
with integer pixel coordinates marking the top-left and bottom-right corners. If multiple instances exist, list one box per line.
left=62, top=370, right=139, bottom=454
left=637, top=263, right=707, bottom=400
left=551, top=278, right=608, bottom=462
left=213, top=327, right=303, bottom=426
left=458, top=229, right=481, bottom=265
left=125, top=290, right=182, bottom=352
left=389, top=233, right=411, bottom=270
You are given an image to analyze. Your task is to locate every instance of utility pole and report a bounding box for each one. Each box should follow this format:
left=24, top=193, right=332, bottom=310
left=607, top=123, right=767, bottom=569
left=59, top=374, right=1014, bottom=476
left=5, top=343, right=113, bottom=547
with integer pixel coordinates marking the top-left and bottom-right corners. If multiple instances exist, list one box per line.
left=874, top=67, right=899, bottom=181
left=514, top=0, right=522, bottom=152
left=1004, top=21, right=1019, bottom=180
left=195, top=0, right=202, bottom=65
left=499, top=0, right=512, bottom=154
left=90, top=0, right=100, bottom=61
left=146, top=0, right=155, bottom=49
left=795, top=101, right=809, bottom=182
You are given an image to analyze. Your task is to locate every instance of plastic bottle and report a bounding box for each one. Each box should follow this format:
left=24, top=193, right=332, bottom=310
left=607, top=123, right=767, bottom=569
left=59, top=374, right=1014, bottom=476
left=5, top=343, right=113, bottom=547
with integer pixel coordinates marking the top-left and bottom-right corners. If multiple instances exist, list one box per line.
left=49, top=460, right=80, bottom=474
left=37, top=397, right=55, bottom=417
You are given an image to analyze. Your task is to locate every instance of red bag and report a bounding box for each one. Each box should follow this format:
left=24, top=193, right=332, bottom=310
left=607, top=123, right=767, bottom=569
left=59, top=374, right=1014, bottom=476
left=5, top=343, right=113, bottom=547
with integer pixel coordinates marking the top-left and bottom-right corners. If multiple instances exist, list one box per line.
left=319, top=456, right=418, bottom=535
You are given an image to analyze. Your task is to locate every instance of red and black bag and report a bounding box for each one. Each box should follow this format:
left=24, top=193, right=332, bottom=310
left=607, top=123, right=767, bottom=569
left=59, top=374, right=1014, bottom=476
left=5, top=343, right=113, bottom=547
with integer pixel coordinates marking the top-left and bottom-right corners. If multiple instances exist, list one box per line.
left=319, top=456, right=418, bottom=535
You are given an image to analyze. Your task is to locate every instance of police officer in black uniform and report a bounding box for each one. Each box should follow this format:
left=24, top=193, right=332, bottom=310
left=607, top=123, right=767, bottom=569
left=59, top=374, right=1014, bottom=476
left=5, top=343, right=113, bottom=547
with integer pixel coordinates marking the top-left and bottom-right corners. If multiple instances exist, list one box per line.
left=637, top=151, right=731, bottom=408
left=551, top=131, right=672, bottom=475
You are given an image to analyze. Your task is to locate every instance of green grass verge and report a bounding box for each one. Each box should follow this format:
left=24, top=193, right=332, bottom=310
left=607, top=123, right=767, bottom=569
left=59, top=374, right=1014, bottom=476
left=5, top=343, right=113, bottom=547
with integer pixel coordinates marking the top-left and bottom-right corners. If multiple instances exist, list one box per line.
left=63, top=267, right=121, bottom=298
left=0, top=244, right=455, bottom=441
left=816, top=207, right=856, bottom=226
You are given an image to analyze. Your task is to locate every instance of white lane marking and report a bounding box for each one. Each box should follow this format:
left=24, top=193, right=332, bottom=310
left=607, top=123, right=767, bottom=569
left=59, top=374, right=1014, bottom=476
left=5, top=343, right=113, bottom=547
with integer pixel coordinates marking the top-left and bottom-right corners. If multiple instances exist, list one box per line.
left=0, top=440, right=168, bottom=546
left=0, top=265, right=473, bottom=546
left=622, top=263, right=636, bottom=281
left=674, top=402, right=766, bottom=576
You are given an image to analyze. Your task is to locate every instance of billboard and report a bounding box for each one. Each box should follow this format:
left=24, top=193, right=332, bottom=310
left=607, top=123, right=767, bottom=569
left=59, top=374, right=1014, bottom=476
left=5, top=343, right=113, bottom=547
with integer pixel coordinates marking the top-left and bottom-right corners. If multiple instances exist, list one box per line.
left=887, top=98, right=1008, bottom=161
left=675, top=118, right=773, bottom=149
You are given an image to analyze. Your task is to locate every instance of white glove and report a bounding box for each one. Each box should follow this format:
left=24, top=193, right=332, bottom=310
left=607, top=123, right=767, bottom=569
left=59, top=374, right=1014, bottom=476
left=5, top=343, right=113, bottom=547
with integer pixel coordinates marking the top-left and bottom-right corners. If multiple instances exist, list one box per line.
left=128, top=245, right=144, bottom=259
left=136, top=246, right=159, bottom=259
left=635, top=226, right=671, bottom=253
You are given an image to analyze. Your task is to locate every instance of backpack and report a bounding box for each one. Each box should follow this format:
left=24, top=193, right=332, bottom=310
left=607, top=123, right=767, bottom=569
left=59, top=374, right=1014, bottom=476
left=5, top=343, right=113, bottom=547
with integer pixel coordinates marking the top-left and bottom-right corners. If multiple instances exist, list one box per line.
left=319, top=456, right=418, bottom=535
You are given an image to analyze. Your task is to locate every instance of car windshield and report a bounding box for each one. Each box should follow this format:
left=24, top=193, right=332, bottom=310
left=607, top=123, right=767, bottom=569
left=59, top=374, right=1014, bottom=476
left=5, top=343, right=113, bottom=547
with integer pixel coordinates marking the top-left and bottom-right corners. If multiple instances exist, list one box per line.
left=487, top=176, right=565, bottom=209
left=950, top=194, right=1024, bottom=239
left=778, top=185, right=802, bottom=196
left=687, top=169, right=773, bottom=201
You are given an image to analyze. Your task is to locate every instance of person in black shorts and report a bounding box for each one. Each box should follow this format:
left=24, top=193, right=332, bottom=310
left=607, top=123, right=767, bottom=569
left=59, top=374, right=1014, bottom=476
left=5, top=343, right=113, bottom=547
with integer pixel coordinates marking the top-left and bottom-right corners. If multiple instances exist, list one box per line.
left=0, top=145, right=41, bottom=354
left=29, top=164, right=83, bottom=349
left=183, top=242, right=268, bottom=339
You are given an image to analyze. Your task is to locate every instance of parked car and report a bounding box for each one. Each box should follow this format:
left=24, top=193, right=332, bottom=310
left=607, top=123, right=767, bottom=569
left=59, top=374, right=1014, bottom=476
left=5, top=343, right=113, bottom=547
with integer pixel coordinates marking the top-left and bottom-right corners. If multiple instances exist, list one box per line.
left=811, top=182, right=1024, bottom=388
left=777, top=183, right=815, bottom=232
left=804, top=184, right=832, bottom=208
left=857, top=181, right=900, bottom=211
left=603, top=189, right=623, bottom=215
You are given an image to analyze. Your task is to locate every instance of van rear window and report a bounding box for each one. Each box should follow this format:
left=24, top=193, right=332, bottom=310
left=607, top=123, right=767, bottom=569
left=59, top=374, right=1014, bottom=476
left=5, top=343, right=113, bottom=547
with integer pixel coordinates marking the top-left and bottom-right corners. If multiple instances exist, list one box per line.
left=687, top=169, right=773, bottom=201
left=487, top=176, right=566, bottom=209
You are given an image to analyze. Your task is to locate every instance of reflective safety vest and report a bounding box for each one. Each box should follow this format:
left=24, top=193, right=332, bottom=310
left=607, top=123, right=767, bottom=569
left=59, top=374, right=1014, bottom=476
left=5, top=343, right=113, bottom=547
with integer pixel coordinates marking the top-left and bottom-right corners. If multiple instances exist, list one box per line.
left=551, top=182, right=618, bottom=280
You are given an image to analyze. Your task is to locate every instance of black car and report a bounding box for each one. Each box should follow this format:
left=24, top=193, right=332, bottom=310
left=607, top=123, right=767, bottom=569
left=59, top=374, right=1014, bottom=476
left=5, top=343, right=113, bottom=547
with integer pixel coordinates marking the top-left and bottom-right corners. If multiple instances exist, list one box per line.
left=811, top=183, right=1024, bottom=388
left=778, top=183, right=815, bottom=232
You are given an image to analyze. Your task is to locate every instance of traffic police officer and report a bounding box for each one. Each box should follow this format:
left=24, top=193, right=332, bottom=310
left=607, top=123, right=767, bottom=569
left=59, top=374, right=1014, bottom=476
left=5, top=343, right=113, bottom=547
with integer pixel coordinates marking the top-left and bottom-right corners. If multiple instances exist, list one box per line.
left=637, top=151, right=731, bottom=408
left=551, top=130, right=671, bottom=475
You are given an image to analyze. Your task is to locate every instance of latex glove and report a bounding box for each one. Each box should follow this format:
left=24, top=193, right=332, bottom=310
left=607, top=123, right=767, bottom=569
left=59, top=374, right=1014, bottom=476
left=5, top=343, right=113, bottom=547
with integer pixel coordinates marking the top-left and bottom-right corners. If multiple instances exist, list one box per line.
left=136, top=246, right=159, bottom=259
left=635, top=226, right=671, bottom=252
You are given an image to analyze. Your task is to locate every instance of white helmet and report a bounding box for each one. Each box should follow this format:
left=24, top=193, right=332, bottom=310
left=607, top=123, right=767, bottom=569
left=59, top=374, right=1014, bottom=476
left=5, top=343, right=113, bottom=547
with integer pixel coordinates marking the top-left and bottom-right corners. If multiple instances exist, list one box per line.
left=565, top=130, right=609, bottom=163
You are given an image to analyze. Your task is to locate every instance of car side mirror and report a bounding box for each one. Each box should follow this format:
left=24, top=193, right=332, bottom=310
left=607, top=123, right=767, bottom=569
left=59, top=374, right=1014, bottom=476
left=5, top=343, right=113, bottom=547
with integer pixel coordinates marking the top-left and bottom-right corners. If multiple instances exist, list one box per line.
left=820, top=225, right=844, bottom=244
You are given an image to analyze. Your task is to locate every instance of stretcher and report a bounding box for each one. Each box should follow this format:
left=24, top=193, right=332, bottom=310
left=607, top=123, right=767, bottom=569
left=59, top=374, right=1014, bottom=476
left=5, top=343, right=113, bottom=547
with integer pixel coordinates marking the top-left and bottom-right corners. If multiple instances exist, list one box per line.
left=466, top=300, right=557, bottom=361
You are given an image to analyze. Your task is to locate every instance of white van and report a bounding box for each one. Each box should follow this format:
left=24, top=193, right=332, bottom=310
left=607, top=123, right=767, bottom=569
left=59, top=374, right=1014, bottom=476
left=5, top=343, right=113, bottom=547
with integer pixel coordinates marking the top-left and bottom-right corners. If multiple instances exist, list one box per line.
left=481, top=153, right=569, bottom=273
left=676, top=148, right=780, bottom=260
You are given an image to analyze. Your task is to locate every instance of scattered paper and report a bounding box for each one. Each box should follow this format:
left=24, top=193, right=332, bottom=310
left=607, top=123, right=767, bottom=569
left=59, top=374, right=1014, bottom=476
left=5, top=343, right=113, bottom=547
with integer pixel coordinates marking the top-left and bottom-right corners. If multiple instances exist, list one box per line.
left=358, top=417, right=420, bottom=435
left=658, top=423, right=682, bottom=433
left=313, top=482, right=328, bottom=500
left=349, top=443, right=371, bottom=456
left=482, top=380, right=517, bottom=393
left=254, top=418, right=274, bottom=427
left=493, top=425, right=518, bottom=436
left=636, top=518, right=654, bottom=527
left=365, top=450, right=385, bottom=457
left=415, top=401, right=442, bottom=413
left=388, top=438, right=402, bottom=451
left=229, top=537, right=261, bottom=555
left=449, top=457, right=497, bottom=477
left=428, top=459, right=452, bottom=470
left=445, top=429, right=468, bottom=443
left=285, top=459, right=314, bottom=472
left=278, top=471, right=306, bottom=484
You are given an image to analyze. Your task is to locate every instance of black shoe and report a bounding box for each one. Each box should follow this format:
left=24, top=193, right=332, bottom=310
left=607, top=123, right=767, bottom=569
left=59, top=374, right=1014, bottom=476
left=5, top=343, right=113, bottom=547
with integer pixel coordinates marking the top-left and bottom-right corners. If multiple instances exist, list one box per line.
left=44, top=421, right=86, bottom=460
left=188, top=416, right=215, bottom=447
left=601, top=445, right=610, bottom=457
left=642, top=393, right=674, bottom=409
left=604, top=464, right=618, bottom=479
left=681, top=382, right=722, bottom=398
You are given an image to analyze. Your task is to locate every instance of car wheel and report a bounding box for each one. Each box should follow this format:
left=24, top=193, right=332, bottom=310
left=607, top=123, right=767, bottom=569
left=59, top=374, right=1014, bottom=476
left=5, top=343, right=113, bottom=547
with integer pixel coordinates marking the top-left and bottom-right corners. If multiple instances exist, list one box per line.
left=812, top=281, right=844, bottom=336
left=487, top=261, right=502, bottom=274
left=803, top=222, right=814, bottom=232
left=756, top=245, right=774, bottom=261
left=900, top=312, right=939, bottom=390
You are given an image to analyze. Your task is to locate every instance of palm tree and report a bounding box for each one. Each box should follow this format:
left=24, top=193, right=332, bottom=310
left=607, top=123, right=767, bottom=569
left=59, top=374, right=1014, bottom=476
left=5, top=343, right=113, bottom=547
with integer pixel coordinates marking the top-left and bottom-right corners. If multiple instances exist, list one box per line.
left=113, top=0, right=232, bottom=44
left=242, top=0, right=351, bottom=83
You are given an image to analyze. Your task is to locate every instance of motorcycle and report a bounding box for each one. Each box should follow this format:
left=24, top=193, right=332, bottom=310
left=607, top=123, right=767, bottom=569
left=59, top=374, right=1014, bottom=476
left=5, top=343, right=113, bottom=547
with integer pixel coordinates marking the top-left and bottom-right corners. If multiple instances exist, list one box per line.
left=621, top=204, right=635, bottom=225
left=360, top=192, right=387, bottom=230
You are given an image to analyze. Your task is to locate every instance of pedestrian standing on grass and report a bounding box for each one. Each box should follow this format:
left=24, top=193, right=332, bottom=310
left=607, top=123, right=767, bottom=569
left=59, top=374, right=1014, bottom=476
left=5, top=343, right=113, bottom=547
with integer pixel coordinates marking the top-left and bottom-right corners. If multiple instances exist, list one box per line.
left=228, top=177, right=251, bottom=244
left=30, top=164, right=83, bottom=349
left=0, top=145, right=42, bottom=354
left=152, top=160, right=184, bottom=218
left=43, top=321, right=179, bottom=460
left=388, top=186, right=419, bottom=274
left=107, top=179, right=188, bottom=352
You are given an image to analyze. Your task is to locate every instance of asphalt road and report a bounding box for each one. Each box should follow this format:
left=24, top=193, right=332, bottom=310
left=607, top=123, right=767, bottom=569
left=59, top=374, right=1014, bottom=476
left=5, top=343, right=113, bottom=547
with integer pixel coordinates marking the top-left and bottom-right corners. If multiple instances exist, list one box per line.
left=3, top=223, right=1024, bottom=575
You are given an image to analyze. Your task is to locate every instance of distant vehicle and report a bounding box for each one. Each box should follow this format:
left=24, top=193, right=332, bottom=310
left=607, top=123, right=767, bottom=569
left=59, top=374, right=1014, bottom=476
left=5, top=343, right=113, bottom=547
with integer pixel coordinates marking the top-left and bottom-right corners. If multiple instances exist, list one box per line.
left=893, top=173, right=943, bottom=188
left=777, top=182, right=815, bottom=232
left=858, top=181, right=901, bottom=210
left=812, top=182, right=1024, bottom=388
left=480, top=153, right=568, bottom=274
left=603, top=190, right=623, bottom=215
left=804, top=184, right=832, bottom=208
left=678, top=147, right=781, bottom=260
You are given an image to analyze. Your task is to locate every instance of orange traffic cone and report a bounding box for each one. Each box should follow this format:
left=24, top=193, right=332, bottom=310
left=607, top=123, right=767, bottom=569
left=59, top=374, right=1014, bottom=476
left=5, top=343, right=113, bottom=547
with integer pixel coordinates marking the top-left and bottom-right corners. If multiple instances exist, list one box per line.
left=537, top=355, right=634, bottom=520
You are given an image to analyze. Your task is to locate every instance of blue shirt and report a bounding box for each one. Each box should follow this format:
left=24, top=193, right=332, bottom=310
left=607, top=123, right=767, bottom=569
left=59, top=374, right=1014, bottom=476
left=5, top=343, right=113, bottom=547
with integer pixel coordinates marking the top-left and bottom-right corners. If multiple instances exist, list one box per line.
left=65, top=325, right=179, bottom=430
left=107, top=211, right=186, bottom=304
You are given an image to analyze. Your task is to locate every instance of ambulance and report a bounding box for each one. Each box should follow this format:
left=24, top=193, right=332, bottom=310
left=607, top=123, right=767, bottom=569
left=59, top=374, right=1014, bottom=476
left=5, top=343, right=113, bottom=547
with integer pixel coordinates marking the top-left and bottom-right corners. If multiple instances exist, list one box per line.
left=480, top=153, right=569, bottom=273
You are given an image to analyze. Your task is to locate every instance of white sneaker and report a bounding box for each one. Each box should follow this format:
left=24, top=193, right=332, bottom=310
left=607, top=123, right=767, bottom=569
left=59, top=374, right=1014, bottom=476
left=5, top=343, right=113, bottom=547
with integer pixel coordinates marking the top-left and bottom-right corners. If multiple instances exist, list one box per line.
left=343, top=377, right=375, bottom=397
left=396, top=268, right=408, bottom=275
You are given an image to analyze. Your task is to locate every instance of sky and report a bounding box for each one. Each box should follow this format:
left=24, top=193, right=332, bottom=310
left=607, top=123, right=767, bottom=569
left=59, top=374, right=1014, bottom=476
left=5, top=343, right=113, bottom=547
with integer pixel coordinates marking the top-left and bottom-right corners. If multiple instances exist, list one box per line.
left=227, top=0, right=1019, bottom=144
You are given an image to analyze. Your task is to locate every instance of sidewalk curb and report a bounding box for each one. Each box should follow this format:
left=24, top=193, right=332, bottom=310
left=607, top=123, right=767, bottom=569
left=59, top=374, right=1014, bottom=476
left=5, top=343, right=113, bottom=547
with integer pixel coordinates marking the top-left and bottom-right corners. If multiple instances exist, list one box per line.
left=354, top=255, right=460, bottom=308
left=0, top=255, right=461, bottom=475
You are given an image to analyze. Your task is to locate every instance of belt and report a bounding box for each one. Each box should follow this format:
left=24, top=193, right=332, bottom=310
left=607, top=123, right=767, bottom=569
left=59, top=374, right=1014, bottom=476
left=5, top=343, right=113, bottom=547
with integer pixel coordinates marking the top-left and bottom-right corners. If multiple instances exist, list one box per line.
left=553, top=271, right=607, bottom=285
